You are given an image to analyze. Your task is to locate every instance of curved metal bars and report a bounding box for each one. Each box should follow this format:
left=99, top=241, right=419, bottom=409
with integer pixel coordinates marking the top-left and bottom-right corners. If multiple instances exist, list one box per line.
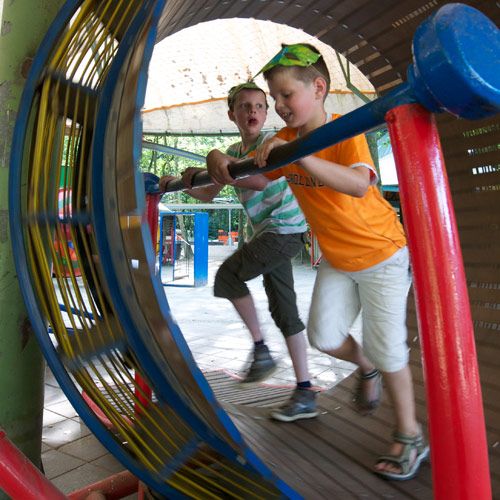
left=9, top=0, right=295, bottom=497
left=8, top=1, right=499, bottom=497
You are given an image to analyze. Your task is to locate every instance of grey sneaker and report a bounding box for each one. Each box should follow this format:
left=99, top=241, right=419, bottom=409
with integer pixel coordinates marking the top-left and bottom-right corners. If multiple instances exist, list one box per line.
left=241, top=344, right=277, bottom=384
left=270, top=387, right=319, bottom=422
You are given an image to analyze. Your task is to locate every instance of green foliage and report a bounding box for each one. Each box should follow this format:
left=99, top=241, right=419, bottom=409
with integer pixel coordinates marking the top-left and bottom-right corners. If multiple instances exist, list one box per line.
left=366, top=126, right=393, bottom=190
left=141, top=134, right=245, bottom=239
left=375, top=128, right=392, bottom=157
left=140, top=134, right=237, bottom=202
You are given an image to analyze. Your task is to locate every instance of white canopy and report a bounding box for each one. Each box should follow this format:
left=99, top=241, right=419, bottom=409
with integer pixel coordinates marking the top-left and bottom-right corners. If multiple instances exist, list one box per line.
left=142, top=18, right=375, bottom=135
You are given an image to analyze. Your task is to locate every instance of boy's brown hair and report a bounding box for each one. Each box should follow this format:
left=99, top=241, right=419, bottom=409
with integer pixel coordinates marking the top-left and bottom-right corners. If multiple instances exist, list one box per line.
left=227, top=81, right=268, bottom=111
left=263, top=43, right=331, bottom=101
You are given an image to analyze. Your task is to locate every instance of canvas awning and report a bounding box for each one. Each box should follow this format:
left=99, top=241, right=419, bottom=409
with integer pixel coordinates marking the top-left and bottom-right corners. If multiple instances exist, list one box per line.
left=142, top=18, right=375, bottom=135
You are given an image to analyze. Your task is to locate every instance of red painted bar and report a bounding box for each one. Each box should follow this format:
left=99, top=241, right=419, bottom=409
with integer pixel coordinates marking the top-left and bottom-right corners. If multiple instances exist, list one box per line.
left=134, top=193, right=162, bottom=412
left=386, top=104, right=491, bottom=499
left=0, top=429, right=67, bottom=500
left=68, top=470, right=139, bottom=500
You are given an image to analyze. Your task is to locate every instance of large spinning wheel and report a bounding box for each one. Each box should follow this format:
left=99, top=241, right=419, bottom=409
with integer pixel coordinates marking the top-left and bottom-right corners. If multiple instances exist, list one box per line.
left=9, top=1, right=295, bottom=497
left=8, top=0, right=500, bottom=498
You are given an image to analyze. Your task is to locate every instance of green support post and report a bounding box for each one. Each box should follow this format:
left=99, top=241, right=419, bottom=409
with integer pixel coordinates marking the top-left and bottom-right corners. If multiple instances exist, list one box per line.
left=0, top=0, right=65, bottom=488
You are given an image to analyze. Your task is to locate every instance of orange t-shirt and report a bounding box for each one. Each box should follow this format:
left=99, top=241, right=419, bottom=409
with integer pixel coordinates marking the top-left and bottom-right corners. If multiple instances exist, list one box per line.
left=265, top=118, right=406, bottom=272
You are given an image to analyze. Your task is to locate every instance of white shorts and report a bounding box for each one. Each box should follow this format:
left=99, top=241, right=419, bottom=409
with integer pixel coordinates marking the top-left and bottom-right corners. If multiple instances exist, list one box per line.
left=307, top=247, right=412, bottom=372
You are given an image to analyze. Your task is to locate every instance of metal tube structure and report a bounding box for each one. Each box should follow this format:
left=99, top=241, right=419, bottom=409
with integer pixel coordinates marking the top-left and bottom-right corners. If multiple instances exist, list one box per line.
left=67, top=470, right=140, bottom=500
left=0, top=1, right=65, bottom=490
left=387, top=104, right=491, bottom=499
left=2, top=2, right=498, bottom=498
left=134, top=191, right=161, bottom=413
left=0, top=428, right=67, bottom=500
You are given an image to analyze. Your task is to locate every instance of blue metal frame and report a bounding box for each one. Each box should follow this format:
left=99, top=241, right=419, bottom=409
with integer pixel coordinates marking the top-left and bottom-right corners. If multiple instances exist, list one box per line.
left=158, top=211, right=209, bottom=288
left=90, top=1, right=298, bottom=496
left=194, top=212, right=209, bottom=287
left=159, top=212, right=182, bottom=285
left=408, top=3, right=500, bottom=119
left=158, top=212, right=178, bottom=286
left=90, top=0, right=239, bottom=482
left=7, top=1, right=182, bottom=498
left=9, top=2, right=498, bottom=498
left=9, top=1, right=187, bottom=497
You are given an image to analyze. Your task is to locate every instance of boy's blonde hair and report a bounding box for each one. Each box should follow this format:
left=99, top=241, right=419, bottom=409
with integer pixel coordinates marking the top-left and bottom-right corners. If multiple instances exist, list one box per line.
left=263, top=43, right=331, bottom=102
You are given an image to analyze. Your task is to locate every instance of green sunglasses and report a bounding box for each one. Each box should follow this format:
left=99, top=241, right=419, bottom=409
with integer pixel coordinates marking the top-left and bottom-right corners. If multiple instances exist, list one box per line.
left=253, top=44, right=321, bottom=79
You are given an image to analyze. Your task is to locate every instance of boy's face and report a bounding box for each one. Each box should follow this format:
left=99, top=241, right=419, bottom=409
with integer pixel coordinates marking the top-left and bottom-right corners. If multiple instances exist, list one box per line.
left=228, top=89, right=267, bottom=136
left=267, top=70, right=324, bottom=129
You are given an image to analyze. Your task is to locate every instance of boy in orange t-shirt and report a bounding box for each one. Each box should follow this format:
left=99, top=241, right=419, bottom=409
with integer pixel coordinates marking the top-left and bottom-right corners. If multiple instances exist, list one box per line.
left=249, top=43, right=429, bottom=480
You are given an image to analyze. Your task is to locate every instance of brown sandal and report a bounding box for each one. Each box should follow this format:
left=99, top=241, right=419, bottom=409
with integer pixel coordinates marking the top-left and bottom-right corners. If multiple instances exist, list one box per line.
left=353, top=368, right=382, bottom=415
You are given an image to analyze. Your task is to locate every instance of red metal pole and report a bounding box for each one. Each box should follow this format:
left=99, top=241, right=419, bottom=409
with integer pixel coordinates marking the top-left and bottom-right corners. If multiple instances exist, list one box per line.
left=134, top=193, right=162, bottom=412
left=144, top=193, right=162, bottom=253
left=68, top=470, right=139, bottom=500
left=386, top=104, right=491, bottom=499
left=0, top=428, right=67, bottom=500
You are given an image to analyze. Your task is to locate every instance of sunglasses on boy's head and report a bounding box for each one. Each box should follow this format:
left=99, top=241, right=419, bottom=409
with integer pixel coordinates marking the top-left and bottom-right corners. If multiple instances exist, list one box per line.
left=253, top=44, right=321, bottom=79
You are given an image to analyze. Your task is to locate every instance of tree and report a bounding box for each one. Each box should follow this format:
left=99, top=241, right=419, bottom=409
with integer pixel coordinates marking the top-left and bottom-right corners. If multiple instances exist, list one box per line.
left=141, top=134, right=245, bottom=240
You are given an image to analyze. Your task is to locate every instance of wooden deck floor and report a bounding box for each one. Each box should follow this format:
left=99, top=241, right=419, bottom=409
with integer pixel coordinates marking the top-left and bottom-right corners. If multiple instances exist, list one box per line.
left=206, top=370, right=433, bottom=499
left=207, top=364, right=500, bottom=499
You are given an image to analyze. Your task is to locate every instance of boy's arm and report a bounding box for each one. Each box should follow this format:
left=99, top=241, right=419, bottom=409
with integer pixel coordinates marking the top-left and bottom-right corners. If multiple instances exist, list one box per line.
left=297, top=155, right=371, bottom=197
left=206, top=149, right=236, bottom=185
left=233, top=174, right=268, bottom=191
left=206, top=149, right=268, bottom=191
left=159, top=168, right=223, bottom=202
left=254, top=136, right=371, bottom=197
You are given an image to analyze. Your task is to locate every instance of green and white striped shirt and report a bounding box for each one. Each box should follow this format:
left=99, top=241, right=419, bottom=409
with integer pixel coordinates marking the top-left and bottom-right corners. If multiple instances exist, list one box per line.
left=227, top=132, right=307, bottom=239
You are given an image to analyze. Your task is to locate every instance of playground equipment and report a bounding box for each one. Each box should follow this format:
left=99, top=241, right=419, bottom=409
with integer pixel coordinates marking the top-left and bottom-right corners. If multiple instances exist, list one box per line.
left=4, top=1, right=500, bottom=498
left=159, top=211, right=209, bottom=287
left=142, top=172, right=209, bottom=287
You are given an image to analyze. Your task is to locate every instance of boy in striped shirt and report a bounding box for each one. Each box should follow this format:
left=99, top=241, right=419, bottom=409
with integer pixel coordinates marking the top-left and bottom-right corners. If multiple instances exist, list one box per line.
left=161, top=82, right=317, bottom=421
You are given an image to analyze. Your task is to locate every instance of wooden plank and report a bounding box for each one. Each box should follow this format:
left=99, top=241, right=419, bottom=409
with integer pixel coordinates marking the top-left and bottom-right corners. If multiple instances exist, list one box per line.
left=455, top=210, right=500, bottom=226
left=205, top=364, right=435, bottom=499
left=452, top=172, right=500, bottom=191
left=444, top=151, right=499, bottom=172
left=313, top=389, right=433, bottom=498
left=459, top=231, right=500, bottom=247
left=327, top=371, right=500, bottom=495
left=437, top=116, right=500, bottom=138
left=157, top=0, right=197, bottom=39
left=410, top=376, right=500, bottom=435
left=464, top=268, right=500, bottom=283
left=452, top=192, right=500, bottom=211
left=469, top=326, right=500, bottom=349
left=304, top=0, right=357, bottom=41
left=469, top=306, right=500, bottom=325
left=227, top=405, right=355, bottom=499
left=227, top=402, right=426, bottom=499
left=204, top=371, right=294, bottom=407
left=473, top=328, right=500, bottom=349
left=440, top=129, right=500, bottom=150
